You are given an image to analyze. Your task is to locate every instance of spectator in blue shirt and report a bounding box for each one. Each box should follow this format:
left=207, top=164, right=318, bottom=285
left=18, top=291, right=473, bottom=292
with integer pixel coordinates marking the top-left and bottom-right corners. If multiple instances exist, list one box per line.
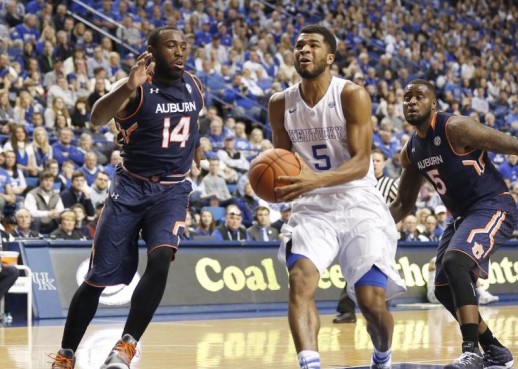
left=498, top=154, right=518, bottom=189
left=52, top=127, right=84, bottom=167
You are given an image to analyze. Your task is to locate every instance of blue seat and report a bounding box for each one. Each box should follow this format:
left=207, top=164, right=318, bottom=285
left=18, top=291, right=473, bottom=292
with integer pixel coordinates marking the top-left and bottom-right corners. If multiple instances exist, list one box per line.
left=25, top=177, right=39, bottom=188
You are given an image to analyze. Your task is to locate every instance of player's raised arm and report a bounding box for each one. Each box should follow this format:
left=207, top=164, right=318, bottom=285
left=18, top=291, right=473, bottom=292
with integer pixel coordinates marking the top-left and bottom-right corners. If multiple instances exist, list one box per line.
left=268, top=91, right=292, bottom=152
left=90, top=51, right=155, bottom=127
left=446, top=115, right=518, bottom=155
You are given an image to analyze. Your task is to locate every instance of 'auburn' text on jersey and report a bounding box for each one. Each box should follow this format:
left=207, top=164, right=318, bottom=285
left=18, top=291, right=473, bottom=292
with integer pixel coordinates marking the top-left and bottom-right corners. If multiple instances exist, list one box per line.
left=115, top=73, right=203, bottom=177
left=406, top=112, right=508, bottom=217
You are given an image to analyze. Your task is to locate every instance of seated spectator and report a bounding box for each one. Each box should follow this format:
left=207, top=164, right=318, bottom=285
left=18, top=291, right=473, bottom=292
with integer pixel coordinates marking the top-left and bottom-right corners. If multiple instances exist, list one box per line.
left=44, top=96, right=71, bottom=129
left=211, top=204, right=251, bottom=241
left=59, top=160, right=76, bottom=190
left=71, top=203, right=91, bottom=240
left=70, top=96, right=91, bottom=130
left=89, top=170, right=110, bottom=208
left=248, top=128, right=264, bottom=160
left=44, top=159, right=66, bottom=193
left=3, top=150, right=27, bottom=208
left=46, top=75, right=77, bottom=112
left=10, top=208, right=41, bottom=238
left=271, top=204, right=292, bottom=233
left=399, top=214, right=426, bottom=242
left=24, top=170, right=64, bottom=234
left=78, top=132, right=108, bottom=166
left=60, top=171, right=95, bottom=220
left=103, top=150, right=122, bottom=180
left=217, top=136, right=250, bottom=174
left=419, top=214, right=440, bottom=242
left=50, top=209, right=87, bottom=240
left=247, top=206, right=279, bottom=241
left=207, top=118, right=229, bottom=153
left=235, top=181, right=260, bottom=228
left=52, top=127, right=85, bottom=167
left=78, top=151, right=103, bottom=186
left=199, top=158, right=235, bottom=208
left=0, top=90, right=16, bottom=123
left=13, top=90, right=43, bottom=125
left=199, top=137, right=239, bottom=184
left=32, top=127, right=52, bottom=172
left=181, top=211, right=196, bottom=241
left=194, top=209, right=216, bottom=236
left=498, top=154, right=518, bottom=189
left=3, top=124, right=38, bottom=176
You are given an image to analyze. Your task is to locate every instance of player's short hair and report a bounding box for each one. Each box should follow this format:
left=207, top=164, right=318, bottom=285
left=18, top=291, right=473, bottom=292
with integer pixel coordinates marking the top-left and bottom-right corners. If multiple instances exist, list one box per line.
left=147, top=25, right=182, bottom=47
left=298, top=25, right=337, bottom=55
left=408, top=79, right=437, bottom=98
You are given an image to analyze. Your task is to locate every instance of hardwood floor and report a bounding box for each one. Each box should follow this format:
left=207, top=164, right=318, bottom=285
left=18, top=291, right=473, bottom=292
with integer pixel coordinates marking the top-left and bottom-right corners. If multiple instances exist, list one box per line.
left=1, top=304, right=516, bottom=369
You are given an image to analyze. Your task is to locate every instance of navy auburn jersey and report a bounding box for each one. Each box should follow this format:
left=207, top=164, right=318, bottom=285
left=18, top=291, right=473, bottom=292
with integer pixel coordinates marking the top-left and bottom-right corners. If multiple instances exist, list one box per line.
left=115, top=72, right=203, bottom=177
left=406, top=112, right=508, bottom=218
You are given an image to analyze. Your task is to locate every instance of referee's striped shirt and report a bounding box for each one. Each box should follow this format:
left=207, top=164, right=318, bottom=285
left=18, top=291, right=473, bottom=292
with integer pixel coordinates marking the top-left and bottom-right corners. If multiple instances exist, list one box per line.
left=376, top=175, right=399, bottom=204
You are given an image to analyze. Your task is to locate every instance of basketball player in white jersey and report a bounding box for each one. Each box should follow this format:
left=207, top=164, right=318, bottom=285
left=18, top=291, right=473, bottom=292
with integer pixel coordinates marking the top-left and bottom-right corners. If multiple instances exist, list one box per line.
left=268, top=25, right=406, bottom=369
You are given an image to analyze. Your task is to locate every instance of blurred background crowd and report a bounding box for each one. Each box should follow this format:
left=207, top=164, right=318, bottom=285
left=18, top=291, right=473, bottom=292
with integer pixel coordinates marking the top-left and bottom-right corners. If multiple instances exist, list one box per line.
left=0, top=0, right=516, bottom=243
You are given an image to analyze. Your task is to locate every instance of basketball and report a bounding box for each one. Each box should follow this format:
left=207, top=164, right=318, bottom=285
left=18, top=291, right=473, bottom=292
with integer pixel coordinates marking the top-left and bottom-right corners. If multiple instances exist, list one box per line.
left=249, top=148, right=301, bottom=203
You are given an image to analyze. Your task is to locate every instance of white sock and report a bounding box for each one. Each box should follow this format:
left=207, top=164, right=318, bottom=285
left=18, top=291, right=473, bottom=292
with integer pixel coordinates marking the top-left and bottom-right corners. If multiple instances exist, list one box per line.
left=373, top=348, right=392, bottom=364
left=298, top=350, right=320, bottom=369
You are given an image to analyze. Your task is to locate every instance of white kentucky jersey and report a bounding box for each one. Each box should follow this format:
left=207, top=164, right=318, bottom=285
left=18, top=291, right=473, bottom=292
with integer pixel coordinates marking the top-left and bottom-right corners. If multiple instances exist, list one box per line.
left=284, top=76, right=376, bottom=195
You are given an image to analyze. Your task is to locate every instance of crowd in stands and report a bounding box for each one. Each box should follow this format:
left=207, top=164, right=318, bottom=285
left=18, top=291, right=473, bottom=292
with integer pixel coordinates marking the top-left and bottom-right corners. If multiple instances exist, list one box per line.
left=0, top=0, right=516, bottom=242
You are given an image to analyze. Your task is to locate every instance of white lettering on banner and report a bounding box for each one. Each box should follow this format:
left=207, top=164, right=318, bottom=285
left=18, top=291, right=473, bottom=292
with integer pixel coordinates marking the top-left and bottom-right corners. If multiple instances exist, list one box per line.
left=32, top=272, right=56, bottom=290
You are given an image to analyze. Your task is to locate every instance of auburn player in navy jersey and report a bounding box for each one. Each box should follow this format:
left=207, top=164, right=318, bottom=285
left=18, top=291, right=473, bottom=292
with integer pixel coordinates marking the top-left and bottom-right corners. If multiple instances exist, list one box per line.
left=50, top=26, right=204, bottom=369
left=390, top=80, right=518, bottom=369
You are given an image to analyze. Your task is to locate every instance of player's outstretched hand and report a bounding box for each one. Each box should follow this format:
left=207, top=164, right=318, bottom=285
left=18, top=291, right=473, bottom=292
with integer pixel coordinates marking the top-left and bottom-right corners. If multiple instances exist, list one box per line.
left=127, top=51, right=155, bottom=90
left=274, top=153, right=319, bottom=202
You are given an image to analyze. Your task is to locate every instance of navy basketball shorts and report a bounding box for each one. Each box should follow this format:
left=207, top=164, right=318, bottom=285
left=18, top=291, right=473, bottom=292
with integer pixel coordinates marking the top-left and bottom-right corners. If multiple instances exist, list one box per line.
left=85, top=167, right=192, bottom=286
left=435, top=194, right=516, bottom=285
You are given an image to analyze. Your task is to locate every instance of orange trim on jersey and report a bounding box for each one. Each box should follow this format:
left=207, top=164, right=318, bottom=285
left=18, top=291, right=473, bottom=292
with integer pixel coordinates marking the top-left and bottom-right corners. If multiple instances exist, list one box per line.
left=462, top=151, right=486, bottom=175
left=148, top=244, right=178, bottom=261
left=466, top=210, right=506, bottom=259
left=116, top=85, right=144, bottom=121
left=430, top=112, right=438, bottom=130
left=185, top=71, right=205, bottom=110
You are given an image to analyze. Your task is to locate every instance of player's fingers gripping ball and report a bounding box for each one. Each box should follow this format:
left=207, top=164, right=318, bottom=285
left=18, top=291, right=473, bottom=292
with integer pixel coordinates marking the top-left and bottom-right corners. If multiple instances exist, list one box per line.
left=249, top=148, right=301, bottom=203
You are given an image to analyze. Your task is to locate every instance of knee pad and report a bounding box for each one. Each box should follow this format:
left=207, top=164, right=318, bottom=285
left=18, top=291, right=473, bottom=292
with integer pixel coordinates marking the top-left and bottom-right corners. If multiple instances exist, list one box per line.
left=441, top=251, right=478, bottom=307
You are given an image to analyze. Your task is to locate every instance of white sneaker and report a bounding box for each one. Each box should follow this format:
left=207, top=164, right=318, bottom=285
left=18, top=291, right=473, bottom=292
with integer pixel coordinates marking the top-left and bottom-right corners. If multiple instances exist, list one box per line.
left=478, top=289, right=499, bottom=305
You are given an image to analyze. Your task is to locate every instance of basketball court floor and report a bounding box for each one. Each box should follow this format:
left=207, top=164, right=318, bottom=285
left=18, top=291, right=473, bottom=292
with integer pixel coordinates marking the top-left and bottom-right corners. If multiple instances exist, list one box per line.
left=1, top=304, right=516, bottom=368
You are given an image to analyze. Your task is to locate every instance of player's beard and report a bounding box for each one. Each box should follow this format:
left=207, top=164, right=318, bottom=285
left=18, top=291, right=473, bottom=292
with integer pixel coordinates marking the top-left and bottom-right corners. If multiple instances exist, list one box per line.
left=154, top=54, right=183, bottom=80
left=295, top=57, right=327, bottom=80
left=406, top=108, right=434, bottom=127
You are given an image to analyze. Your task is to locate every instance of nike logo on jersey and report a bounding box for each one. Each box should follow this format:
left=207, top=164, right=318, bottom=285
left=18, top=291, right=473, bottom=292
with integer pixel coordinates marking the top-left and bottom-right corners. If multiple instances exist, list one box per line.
left=328, top=101, right=336, bottom=108
left=110, top=192, right=119, bottom=200
left=288, top=107, right=297, bottom=114
left=150, top=88, right=159, bottom=93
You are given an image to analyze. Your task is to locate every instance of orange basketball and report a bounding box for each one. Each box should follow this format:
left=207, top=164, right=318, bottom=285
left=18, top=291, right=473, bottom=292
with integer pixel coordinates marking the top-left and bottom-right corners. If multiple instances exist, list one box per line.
left=249, top=148, right=301, bottom=203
